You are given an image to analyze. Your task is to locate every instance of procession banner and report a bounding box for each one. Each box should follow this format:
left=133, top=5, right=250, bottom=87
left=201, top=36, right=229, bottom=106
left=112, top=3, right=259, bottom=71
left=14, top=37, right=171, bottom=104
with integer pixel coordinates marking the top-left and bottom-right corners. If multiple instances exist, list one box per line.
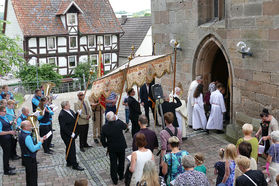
left=90, top=54, right=172, bottom=99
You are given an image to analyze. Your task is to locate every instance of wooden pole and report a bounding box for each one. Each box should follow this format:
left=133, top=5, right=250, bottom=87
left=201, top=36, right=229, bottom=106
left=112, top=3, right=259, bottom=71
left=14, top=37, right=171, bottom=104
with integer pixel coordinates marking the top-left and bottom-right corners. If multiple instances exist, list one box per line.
left=116, top=47, right=133, bottom=114
left=116, top=60, right=131, bottom=114
left=172, top=47, right=177, bottom=102
left=116, top=70, right=126, bottom=115
left=65, top=71, right=93, bottom=160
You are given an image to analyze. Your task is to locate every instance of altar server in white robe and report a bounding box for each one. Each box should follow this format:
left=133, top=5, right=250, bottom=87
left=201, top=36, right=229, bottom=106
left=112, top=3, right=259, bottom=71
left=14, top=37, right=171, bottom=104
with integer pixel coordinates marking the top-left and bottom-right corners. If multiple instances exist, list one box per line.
left=206, top=83, right=226, bottom=132
left=192, top=84, right=207, bottom=130
left=186, top=75, right=203, bottom=127
left=170, top=87, right=187, bottom=138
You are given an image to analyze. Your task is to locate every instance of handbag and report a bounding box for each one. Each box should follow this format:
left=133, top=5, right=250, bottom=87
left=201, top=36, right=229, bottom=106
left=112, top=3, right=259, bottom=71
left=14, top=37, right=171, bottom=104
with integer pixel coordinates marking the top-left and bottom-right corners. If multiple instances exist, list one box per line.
left=258, top=138, right=265, bottom=155
left=124, top=162, right=132, bottom=186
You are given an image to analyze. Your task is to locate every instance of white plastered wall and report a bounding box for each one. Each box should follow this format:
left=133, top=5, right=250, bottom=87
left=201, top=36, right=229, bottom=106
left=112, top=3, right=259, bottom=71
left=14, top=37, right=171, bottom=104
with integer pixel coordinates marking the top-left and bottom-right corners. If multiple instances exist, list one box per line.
left=5, top=0, right=24, bottom=48
left=135, top=27, right=152, bottom=56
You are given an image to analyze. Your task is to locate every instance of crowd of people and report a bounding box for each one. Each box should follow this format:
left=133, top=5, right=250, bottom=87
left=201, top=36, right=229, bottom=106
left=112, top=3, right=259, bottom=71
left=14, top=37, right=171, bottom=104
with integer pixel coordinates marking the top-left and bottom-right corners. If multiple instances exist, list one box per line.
left=0, top=77, right=279, bottom=186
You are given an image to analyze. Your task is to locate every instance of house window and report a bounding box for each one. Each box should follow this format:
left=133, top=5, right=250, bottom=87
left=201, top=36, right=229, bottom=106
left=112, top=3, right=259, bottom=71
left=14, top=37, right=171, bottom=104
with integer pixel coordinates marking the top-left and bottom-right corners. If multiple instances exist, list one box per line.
left=90, top=55, right=98, bottom=71
left=47, top=37, right=56, bottom=50
left=90, top=55, right=98, bottom=66
left=67, top=13, right=77, bottom=25
left=68, top=56, right=76, bottom=67
left=88, top=35, right=96, bottom=48
left=69, top=36, right=77, bottom=49
left=198, top=0, right=225, bottom=25
left=104, top=53, right=111, bottom=64
left=48, top=57, right=56, bottom=65
left=104, top=35, right=111, bottom=46
left=213, top=0, right=225, bottom=20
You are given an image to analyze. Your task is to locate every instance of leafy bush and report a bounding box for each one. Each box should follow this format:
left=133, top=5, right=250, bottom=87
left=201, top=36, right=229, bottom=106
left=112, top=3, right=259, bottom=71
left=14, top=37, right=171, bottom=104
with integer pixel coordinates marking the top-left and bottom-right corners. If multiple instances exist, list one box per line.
left=17, top=64, right=62, bottom=89
left=0, top=20, right=25, bottom=75
left=73, top=63, right=97, bottom=84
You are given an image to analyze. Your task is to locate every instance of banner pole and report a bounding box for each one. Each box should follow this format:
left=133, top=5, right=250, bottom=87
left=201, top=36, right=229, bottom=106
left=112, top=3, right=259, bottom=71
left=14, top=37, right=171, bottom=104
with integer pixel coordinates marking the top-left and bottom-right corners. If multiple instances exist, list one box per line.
left=65, top=70, right=93, bottom=160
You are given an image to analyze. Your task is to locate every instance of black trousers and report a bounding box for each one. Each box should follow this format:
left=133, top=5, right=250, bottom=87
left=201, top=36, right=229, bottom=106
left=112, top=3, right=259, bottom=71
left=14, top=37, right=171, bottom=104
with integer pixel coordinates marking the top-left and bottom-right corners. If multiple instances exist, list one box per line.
left=144, top=101, right=158, bottom=125
left=39, top=125, right=52, bottom=153
left=131, top=117, right=140, bottom=138
left=0, top=136, right=11, bottom=173
left=78, top=124, right=89, bottom=148
left=109, top=150, right=125, bottom=183
left=10, top=137, right=18, bottom=158
left=62, top=136, right=78, bottom=167
left=23, top=156, right=38, bottom=186
left=50, top=121, right=53, bottom=145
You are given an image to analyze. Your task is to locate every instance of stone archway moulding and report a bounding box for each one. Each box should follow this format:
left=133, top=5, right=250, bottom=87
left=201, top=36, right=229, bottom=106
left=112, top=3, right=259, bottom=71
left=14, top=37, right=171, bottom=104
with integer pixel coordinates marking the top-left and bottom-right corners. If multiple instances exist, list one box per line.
left=192, top=34, right=234, bottom=123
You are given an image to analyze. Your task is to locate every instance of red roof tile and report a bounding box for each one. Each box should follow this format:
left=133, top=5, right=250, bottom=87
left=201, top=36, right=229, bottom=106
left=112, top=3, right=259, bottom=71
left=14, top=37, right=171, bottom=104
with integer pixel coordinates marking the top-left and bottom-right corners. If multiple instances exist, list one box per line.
left=11, top=0, right=123, bottom=36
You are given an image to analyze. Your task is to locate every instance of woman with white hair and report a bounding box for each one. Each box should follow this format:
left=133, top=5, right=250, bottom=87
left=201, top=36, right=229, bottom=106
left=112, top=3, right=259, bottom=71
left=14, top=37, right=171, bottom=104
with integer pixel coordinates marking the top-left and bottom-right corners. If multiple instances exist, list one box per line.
left=236, top=123, right=259, bottom=161
left=173, top=155, right=209, bottom=186
left=266, top=130, right=279, bottom=185
left=137, top=160, right=166, bottom=186
left=235, top=155, right=267, bottom=186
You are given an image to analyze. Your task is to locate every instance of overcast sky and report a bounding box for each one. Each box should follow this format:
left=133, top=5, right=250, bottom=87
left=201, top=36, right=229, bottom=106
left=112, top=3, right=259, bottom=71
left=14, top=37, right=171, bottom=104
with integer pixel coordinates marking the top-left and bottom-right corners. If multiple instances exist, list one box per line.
left=0, top=0, right=150, bottom=13
left=0, top=0, right=4, bottom=12
left=109, top=0, right=150, bottom=12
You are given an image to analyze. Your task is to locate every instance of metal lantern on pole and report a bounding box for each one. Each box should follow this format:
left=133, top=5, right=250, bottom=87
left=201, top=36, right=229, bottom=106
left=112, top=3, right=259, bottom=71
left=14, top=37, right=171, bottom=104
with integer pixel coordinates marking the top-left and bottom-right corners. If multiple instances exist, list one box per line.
left=169, top=39, right=182, bottom=101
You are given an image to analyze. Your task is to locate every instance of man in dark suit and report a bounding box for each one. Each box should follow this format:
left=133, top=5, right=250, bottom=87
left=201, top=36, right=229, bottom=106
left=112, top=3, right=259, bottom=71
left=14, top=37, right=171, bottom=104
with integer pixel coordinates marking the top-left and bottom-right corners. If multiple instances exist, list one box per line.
left=160, top=95, right=182, bottom=127
left=101, top=111, right=127, bottom=185
left=128, top=88, right=142, bottom=137
left=58, top=101, right=84, bottom=171
left=140, top=80, right=159, bottom=126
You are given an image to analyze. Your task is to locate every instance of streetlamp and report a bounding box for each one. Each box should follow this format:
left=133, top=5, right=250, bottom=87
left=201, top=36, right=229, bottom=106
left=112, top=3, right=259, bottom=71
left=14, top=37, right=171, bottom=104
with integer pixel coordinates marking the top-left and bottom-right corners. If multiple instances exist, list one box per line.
left=169, top=39, right=182, bottom=100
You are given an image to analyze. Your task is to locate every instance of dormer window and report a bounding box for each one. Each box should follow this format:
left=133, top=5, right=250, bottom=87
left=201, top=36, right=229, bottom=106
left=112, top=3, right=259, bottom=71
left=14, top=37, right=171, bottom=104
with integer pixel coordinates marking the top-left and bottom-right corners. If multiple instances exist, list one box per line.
left=67, top=13, right=77, bottom=26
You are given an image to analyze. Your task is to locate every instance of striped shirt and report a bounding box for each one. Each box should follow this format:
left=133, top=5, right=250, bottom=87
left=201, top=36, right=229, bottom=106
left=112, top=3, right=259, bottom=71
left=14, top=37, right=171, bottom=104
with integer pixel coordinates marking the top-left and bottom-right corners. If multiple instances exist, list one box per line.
left=106, top=92, right=117, bottom=107
left=160, top=124, right=182, bottom=151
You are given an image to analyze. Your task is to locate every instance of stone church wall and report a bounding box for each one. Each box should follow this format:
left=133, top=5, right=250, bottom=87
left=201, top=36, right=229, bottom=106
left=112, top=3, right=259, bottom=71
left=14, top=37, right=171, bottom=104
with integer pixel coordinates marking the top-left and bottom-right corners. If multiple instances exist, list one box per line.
left=152, top=0, right=279, bottom=139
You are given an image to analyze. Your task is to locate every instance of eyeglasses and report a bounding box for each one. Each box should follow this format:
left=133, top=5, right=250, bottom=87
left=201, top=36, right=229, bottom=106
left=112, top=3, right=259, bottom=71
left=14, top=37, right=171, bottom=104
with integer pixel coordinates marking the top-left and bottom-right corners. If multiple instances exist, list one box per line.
left=78, top=94, right=84, bottom=97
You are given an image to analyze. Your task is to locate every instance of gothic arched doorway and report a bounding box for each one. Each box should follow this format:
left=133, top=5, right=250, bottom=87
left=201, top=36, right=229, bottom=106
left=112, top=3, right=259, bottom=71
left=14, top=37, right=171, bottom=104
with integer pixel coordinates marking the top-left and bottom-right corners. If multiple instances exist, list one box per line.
left=193, top=34, right=233, bottom=123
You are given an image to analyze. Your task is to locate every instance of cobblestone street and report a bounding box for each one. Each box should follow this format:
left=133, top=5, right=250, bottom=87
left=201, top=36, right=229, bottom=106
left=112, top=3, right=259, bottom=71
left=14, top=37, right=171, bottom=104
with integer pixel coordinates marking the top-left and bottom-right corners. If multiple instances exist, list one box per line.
left=0, top=91, right=257, bottom=186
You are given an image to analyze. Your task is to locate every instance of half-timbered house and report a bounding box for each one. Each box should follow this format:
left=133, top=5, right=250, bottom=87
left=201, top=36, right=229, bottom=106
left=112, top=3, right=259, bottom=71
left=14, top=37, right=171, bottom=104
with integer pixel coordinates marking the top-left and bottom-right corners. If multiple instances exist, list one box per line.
left=4, top=0, right=123, bottom=75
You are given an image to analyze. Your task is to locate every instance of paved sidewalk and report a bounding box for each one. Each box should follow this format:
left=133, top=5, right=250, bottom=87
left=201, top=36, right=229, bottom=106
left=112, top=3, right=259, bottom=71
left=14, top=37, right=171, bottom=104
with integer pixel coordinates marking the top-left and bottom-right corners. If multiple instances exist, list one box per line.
left=0, top=91, right=263, bottom=186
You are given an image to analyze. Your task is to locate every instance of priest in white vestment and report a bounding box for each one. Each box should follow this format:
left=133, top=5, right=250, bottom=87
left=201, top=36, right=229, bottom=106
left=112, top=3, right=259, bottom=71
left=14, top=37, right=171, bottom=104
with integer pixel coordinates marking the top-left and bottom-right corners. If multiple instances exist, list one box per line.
left=206, top=84, right=226, bottom=131
left=186, top=75, right=203, bottom=127
left=170, top=87, right=187, bottom=138
left=192, top=84, right=207, bottom=130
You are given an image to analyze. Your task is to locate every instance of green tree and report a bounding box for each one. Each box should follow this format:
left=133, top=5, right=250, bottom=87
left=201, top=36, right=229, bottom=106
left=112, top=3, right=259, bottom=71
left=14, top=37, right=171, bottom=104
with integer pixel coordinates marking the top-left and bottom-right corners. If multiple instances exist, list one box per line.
left=17, top=64, right=62, bottom=89
left=115, top=10, right=128, bottom=15
left=73, top=63, right=96, bottom=84
left=0, top=20, right=25, bottom=75
left=144, top=13, right=151, bottom=16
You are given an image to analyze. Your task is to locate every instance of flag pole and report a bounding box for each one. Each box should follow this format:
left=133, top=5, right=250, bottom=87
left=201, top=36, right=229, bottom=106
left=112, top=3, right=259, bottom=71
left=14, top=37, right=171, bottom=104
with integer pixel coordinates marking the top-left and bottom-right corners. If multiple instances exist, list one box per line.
left=65, top=70, right=94, bottom=160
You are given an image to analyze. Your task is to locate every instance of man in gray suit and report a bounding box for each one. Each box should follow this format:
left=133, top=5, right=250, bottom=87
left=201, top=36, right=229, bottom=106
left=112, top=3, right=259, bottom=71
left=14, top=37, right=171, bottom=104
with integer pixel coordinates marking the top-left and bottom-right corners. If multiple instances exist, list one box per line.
left=74, top=92, right=92, bottom=152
